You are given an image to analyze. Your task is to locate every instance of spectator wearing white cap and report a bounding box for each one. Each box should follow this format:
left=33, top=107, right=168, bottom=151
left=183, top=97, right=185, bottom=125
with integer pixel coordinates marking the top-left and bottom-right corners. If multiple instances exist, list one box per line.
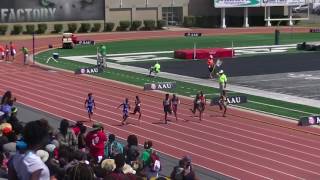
left=217, top=70, right=227, bottom=95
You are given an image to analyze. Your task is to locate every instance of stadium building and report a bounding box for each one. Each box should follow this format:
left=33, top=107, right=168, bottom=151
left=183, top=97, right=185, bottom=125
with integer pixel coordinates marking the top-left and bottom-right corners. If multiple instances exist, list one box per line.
left=0, top=0, right=312, bottom=34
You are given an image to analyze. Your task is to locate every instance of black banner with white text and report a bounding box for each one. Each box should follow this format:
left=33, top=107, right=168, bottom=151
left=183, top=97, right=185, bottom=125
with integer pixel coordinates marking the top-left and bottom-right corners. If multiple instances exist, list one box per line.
left=75, top=66, right=103, bottom=75
left=144, top=82, right=176, bottom=91
left=211, top=96, right=248, bottom=106
left=298, top=116, right=320, bottom=126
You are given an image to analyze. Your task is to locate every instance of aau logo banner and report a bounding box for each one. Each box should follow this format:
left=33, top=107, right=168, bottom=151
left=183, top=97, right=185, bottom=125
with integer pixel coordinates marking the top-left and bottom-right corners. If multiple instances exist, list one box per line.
left=75, top=66, right=103, bottom=75
left=298, top=116, right=320, bottom=126
left=144, top=82, right=176, bottom=91
left=77, top=40, right=95, bottom=45
left=210, top=96, right=247, bottom=106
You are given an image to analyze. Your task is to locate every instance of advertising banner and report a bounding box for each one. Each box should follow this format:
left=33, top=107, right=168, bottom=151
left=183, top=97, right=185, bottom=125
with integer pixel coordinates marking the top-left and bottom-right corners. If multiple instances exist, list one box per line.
left=210, top=96, right=248, bottom=106
left=261, top=0, right=306, bottom=6
left=214, top=0, right=260, bottom=8
left=77, top=40, right=96, bottom=45
left=0, top=0, right=104, bottom=23
left=144, top=82, right=176, bottom=91
left=298, top=116, right=320, bottom=126
left=75, top=66, right=104, bottom=75
left=184, top=32, right=202, bottom=37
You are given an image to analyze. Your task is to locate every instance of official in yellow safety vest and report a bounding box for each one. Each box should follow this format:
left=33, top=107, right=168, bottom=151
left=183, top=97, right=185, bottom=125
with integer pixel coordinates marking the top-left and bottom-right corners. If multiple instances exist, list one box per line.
left=149, top=61, right=161, bottom=77
left=217, top=70, right=227, bottom=95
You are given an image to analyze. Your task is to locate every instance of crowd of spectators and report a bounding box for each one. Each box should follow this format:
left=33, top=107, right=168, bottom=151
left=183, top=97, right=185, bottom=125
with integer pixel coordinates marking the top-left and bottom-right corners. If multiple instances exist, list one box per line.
left=0, top=91, right=199, bottom=180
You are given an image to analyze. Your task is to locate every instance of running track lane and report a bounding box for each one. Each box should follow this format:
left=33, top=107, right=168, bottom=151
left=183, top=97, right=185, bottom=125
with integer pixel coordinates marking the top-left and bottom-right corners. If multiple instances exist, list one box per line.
left=2, top=27, right=320, bottom=179
left=1, top=64, right=320, bottom=179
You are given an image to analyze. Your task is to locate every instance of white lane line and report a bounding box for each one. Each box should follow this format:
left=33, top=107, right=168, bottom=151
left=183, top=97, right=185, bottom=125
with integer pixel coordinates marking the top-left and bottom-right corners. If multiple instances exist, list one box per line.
left=270, top=84, right=320, bottom=90
left=248, top=100, right=312, bottom=115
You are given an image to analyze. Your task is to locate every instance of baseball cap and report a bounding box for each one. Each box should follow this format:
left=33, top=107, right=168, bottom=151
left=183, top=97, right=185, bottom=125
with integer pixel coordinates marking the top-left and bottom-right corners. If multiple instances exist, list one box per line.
left=219, top=70, right=224, bottom=74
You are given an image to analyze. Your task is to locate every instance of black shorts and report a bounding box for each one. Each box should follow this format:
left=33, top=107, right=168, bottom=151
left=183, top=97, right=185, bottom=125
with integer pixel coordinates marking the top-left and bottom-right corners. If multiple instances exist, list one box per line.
left=208, top=67, right=214, bottom=73
left=133, top=106, right=141, bottom=113
left=164, top=105, right=172, bottom=114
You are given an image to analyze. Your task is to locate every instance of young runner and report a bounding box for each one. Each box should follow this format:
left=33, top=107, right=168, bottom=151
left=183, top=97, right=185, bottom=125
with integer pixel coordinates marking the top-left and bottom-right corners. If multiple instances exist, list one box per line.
left=171, top=94, right=180, bottom=121
left=131, top=96, right=142, bottom=122
left=219, top=90, right=228, bottom=117
left=199, top=91, right=206, bottom=110
left=190, top=92, right=204, bottom=121
left=190, top=93, right=200, bottom=115
left=163, top=94, right=172, bottom=124
left=118, top=98, right=131, bottom=125
left=84, top=93, right=95, bottom=121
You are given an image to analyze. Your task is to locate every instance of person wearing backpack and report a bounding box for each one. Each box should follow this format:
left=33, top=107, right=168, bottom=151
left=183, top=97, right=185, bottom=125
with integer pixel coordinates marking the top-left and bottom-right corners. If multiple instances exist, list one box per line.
left=141, top=141, right=161, bottom=179
left=105, top=134, right=124, bottom=159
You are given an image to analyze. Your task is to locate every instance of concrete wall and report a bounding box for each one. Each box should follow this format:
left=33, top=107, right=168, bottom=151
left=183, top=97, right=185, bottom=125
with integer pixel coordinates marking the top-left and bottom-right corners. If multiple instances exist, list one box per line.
left=105, top=0, right=189, bottom=27
left=0, top=20, right=104, bottom=35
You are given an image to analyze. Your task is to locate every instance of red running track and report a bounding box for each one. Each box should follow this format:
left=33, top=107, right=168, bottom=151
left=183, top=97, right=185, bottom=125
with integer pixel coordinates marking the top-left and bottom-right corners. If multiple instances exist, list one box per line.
left=1, top=27, right=320, bottom=179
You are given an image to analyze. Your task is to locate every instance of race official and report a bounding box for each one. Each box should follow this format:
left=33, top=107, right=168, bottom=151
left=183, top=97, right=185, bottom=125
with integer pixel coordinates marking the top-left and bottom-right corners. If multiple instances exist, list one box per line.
left=149, top=61, right=161, bottom=77
left=21, top=46, right=29, bottom=65
left=217, top=70, right=227, bottom=95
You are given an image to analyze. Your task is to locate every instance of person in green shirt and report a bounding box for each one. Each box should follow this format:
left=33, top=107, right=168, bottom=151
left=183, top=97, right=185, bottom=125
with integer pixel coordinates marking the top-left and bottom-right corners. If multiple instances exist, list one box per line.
left=97, top=45, right=107, bottom=68
left=99, top=45, right=107, bottom=57
left=217, top=70, right=227, bottom=95
left=140, top=140, right=158, bottom=179
left=21, top=46, right=29, bottom=65
left=149, top=61, right=161, bottom=77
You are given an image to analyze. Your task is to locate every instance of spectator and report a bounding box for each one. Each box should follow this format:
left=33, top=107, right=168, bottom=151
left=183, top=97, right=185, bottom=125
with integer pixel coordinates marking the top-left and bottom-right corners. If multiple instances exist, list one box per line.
left=106, top=154, right=137, bottom=179
left=78, top=125, right=87, bottom=152
left=101, top=159, right=115, bottom=174
left=0, top=153, right=8, bottom=178
left=72, top=121, right=84, bottom=137
left=0, top=91, right=16, bottom=121
left=170, top=156, right=199, bottom=180
left=124, top=135, right=140, bottom=167
left=36, top=150, right=49, bottom=163
left=85, top=123, right=107, bottom=163
left=105, top=133, right=123, bottom=159
left=140, top=140, right=159, bottom=179
left=2, top=130, right=17, bottom=157
left=8, top=119, right=51, bottom=180
left=7, top=107, right=23, bottom=134
left=66, top=163, right=95, bottom=180
left=0, top=45, right=5, bottom=60
left=56, top=119, right=78, bottom=150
